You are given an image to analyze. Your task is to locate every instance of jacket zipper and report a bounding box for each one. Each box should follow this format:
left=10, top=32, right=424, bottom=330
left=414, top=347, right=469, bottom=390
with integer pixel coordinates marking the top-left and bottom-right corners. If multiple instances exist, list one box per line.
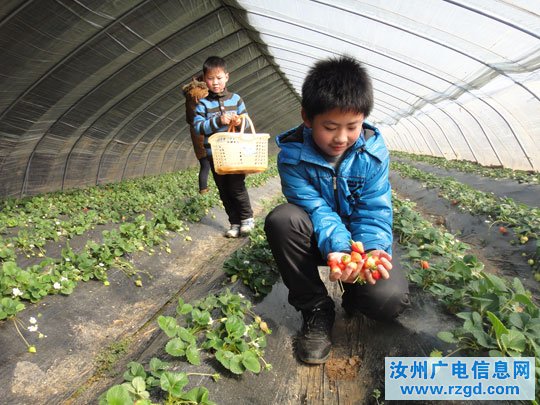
left=333, top=168, right=340, bottom=214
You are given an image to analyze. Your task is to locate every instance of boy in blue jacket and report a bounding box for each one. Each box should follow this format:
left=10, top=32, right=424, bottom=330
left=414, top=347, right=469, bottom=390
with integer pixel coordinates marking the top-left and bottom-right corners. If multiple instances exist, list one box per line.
left=264, top=56, right=410, bottom=364
left=193, top=56, right=255, bottom=238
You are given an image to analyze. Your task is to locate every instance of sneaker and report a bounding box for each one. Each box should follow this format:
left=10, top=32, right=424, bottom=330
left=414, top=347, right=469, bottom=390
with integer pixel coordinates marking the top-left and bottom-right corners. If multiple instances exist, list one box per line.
left=240, top=218, right=255, bottom=236
left=225, top=224, right=240, bottom=238
left=296, top=307, right=335, bottom=364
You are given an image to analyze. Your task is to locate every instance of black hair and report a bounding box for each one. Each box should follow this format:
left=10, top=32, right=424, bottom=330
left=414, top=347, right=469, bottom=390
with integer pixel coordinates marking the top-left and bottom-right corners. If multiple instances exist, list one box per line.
left=203, top=56, right=227, bottom=74
left=301, top=55, right=373, bottom=121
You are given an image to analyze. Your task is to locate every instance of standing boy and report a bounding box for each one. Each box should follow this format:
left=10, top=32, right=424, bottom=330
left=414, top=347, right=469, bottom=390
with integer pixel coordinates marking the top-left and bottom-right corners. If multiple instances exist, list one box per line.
left=264, top=56, right=410, bottom=364
left=193, top=56, right=255, bottom=238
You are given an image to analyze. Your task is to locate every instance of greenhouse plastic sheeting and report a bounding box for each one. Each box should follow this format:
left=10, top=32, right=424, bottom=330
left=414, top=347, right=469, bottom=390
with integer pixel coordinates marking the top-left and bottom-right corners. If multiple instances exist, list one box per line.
left=0, top=0, right=539, bottom=198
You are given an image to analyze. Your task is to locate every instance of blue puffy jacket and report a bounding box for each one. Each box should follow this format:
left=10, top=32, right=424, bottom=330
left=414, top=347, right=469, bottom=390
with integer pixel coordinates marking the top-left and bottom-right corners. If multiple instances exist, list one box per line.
left=276, top=122, right=393, bottom=258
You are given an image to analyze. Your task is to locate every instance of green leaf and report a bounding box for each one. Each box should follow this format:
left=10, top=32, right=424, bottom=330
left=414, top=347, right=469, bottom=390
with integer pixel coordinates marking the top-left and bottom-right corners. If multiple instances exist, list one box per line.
left=123, top=361, right=146, bottom=381
left=242, top=351, right=261, bottom=373
left=160, top=371, right=188, bottom=397
left=165, top=338, right=186, bottom=357
left=131, top=376, right=147, bottom=395
left=508, top=313, right=524, bottom=329
left=185, top=344, right=200, bottom=365
left=178, top=327, right=196, bottom=344
left=486, top=311, right=509, bottom=340
left=104, top=385, right=133, bottom=405
left=437, top=331, right=458, bottom=343
left=225, top=315, right=245, bottom=338
left=215, top=349, right=234, bottom=370
left=500, top=329, right=526, bottom=352
left=157, top=315, right=178, bottom=337
left=229, top=354, right=245, bottom=374
left=149, top=357, right=169, bottom=376
left=482, top=273, right=507, bottom=293
left=180, top=387, right=216, bottom=405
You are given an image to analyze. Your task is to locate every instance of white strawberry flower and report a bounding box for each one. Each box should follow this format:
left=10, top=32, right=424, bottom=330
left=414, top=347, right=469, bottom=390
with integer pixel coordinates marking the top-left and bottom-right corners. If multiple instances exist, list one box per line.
left=12, top=288, right=23, bottom=297
left=29, top=317, right=37, bottom=324
left=28, top=325, right=38, bottom=332
left=53, top=282, right=61, bottom=290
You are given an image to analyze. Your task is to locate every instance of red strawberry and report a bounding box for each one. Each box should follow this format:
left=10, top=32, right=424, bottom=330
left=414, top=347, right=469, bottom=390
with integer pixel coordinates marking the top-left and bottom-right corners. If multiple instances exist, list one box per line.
left=351, top=241, right=365, bottom=254
left=420, top=260, right=429, bottom=269
left=348, top=261, right=358, bottom=271
left=371, top=269, right=381, bottom=280
left=350, top=251, right=362, bottom=263
left=498, top=226, right=508, bottom=235
left=364, top=256, right=378, bottom=270
left=327, top=258, right=339, bottom=268
left=341, top=254, right=352, bottom=265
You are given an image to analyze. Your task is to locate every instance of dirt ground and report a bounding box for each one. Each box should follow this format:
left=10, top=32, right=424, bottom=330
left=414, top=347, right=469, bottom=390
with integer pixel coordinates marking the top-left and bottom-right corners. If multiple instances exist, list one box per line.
left=0, top=161, right=537, bottom=405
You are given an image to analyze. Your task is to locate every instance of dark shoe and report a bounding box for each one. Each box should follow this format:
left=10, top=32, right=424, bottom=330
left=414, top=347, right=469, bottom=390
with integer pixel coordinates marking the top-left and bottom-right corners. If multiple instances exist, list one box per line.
left=296, top=307, right=335, bottom=364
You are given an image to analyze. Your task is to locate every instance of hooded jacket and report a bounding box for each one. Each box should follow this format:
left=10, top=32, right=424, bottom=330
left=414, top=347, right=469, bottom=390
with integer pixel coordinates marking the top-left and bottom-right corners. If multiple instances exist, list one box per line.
left=276, top=122, right=393, bottom=258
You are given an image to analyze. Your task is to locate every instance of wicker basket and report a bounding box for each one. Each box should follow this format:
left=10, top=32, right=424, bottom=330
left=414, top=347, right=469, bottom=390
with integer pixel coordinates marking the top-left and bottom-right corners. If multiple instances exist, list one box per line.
left=208, top=115, right=269, bottom=175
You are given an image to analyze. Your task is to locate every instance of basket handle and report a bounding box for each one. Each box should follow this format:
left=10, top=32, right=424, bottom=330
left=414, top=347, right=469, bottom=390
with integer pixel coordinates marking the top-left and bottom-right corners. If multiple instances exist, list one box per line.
left=238, top=114, right=257, bottom=140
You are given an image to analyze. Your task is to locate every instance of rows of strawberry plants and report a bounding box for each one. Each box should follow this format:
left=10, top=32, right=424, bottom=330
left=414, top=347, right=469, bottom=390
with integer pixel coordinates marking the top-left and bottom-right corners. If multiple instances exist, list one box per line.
left=218, top=191, right=540, bottom=398
left=392, top=151, right=540, bottom=184
left=99, top=289, right=272, bottom=405
left=0, top=161, right=278, bottom=330
left=393, top=194, right=540, bottom=396
left=391, top=161, right=540, bottom=275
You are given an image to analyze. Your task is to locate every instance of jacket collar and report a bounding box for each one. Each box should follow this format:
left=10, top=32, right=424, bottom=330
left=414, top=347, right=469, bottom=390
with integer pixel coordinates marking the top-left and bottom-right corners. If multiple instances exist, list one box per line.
left=277, top=122, right=386, bottom=164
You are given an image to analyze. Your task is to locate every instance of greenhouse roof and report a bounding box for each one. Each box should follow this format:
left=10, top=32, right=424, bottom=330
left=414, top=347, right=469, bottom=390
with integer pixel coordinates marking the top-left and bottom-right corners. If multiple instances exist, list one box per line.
left=0, top=0, right=539, bottom=197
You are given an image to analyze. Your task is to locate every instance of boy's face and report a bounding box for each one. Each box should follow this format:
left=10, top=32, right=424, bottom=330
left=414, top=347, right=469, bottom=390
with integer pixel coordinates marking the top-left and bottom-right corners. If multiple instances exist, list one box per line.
left=302, top=108, right=364, bottom=156
left=203, top=67, right=229, bottom=94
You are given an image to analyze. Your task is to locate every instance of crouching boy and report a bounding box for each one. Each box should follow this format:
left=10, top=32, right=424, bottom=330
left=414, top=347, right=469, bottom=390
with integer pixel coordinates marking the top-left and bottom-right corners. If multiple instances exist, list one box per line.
left=264, top=56, right=410, bottom=364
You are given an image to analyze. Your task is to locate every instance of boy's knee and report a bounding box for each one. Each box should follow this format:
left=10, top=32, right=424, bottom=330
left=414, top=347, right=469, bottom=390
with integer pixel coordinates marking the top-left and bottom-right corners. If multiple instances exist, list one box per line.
left=265, top=203, right=309, bottom=233
left=370, top=289, right=410, bottom=321
left=343, top=284, right=410, bottom=321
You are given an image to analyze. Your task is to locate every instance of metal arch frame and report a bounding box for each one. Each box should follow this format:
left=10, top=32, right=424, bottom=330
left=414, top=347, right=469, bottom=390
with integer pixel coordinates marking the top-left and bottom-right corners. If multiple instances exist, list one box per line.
left=142, top=55, right=292, bottom=177
left=373, top=88, right=442, bottom=156
left=144, top=64, right=287, bottom=178
left=261, top=40, right=482, bottom=162
left=13, top=1, right=154, bottom=196
left=310, top=0, right=540, bottom=101
left=62, top=9, right=245, bottom=191
left=102, top=40, right=265, bottom=182
left=15, top=1, right=222, bottom=196
left=238, top=6, right=537, bottom=169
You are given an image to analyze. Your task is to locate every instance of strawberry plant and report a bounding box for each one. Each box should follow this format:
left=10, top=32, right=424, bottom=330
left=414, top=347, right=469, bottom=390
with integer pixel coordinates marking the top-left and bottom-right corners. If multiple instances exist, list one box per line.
left=393, top=194, right=540, bottom=392
left=392, top=161, right=540, bottom=275
left=223, top=221, right=279, bottom=297
left=392, top=151, right=540, bottom=184
left=99, top=358, right=218, bottom=405
left=158, top=290, right=272, bottom=375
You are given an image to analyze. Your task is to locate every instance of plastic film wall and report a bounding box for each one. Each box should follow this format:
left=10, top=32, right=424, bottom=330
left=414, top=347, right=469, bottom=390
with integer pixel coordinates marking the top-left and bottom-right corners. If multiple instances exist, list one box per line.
left=1, top=1, right=539, bottom=199
left=230, top=0, right=540, bottom=171
left=0, top=0, right=300, bottom=198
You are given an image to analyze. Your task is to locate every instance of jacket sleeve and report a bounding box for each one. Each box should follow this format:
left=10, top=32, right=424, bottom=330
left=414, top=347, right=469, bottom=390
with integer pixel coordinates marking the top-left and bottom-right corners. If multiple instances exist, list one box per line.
left=279, top=161, right=352, bottom=258
left=349, top=156, right=393, bottom=255
left=193, top=101, right=220, bottom=136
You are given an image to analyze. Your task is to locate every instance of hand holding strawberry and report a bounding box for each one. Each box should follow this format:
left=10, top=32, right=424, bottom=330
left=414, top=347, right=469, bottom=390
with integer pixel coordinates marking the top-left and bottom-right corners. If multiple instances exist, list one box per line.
left=326, top=240, right=392, bottom=285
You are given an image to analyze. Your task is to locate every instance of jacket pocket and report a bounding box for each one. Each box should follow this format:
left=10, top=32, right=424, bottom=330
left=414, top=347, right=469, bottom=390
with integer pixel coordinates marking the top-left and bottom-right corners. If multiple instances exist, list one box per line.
left=345, top=177, right=365, bottom=207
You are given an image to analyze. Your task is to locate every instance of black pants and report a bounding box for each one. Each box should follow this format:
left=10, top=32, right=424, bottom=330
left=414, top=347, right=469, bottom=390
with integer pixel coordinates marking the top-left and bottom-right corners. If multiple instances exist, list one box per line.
left=264, top=203, right=410, bottom=320
left=198, top=157, right=210, bottom=191
left=209, top=157, right=253, bottom=225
